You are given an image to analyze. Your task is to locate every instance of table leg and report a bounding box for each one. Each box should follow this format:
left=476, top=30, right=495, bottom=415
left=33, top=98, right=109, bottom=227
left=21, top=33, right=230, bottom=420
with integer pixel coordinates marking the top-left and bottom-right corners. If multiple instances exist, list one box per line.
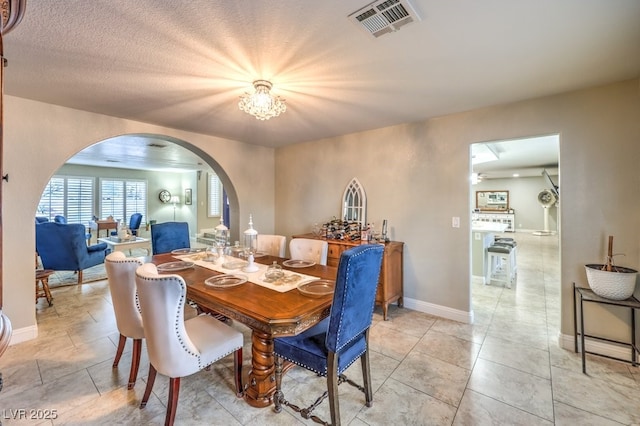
left=244, top=330, right=276, bottom=408
left=632, top=308, right=636, bottom=367
left=573, top=283, right=578, bottom=353
left=580, top=295, right=586, bottom=374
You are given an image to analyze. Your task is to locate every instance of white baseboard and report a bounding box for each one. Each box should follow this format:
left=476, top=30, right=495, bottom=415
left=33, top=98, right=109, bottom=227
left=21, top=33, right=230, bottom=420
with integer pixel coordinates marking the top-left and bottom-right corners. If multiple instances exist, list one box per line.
left=403, top=297, right=473, bottom=324
left=9, top=325, right=38, bottom=346
left=558, top=332, right=637, bottom=363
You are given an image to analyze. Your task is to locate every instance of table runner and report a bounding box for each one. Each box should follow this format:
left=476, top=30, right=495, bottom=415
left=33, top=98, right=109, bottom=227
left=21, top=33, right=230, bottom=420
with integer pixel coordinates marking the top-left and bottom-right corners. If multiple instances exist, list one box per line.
left=175, top=254, right=321, bottom=293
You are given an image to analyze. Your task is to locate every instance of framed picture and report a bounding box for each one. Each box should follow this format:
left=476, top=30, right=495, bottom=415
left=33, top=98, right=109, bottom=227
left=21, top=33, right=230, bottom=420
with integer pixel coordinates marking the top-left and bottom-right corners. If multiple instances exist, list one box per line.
left=185, top=188, right=192, bottom=205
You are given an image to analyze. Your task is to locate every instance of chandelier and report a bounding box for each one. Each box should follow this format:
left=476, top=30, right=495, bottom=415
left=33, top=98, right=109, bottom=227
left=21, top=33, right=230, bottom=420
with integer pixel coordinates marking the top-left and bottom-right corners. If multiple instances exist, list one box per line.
left=238, top=80, right=286, bottom=120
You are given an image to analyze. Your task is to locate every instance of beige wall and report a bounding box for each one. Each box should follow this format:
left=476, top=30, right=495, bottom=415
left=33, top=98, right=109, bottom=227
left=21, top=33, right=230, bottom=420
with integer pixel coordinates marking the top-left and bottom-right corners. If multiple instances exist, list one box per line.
left=5, top=79, right=639, bottom=348
left=4, top=96, right=275, bottom=338
left=275, top=78, right=640, bottom=343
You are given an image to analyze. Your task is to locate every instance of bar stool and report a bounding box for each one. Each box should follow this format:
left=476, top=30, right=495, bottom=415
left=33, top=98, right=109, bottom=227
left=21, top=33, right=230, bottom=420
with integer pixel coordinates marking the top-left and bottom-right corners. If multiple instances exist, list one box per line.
left=494, top=238, right=517, bottom=268
left=486, top=243, right=517, bottom=288
left=36, top=269, right=54, bottom=306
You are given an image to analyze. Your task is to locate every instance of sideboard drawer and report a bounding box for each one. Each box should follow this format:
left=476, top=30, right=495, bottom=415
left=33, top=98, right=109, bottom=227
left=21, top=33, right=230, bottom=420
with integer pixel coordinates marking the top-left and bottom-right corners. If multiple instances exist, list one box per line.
left=327, top=244, right=346, bottom=266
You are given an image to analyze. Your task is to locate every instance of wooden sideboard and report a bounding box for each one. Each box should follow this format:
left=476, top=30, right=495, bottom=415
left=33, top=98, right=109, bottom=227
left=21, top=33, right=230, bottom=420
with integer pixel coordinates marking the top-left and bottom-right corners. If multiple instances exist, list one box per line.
left=292, top=234, right=404, bottom=320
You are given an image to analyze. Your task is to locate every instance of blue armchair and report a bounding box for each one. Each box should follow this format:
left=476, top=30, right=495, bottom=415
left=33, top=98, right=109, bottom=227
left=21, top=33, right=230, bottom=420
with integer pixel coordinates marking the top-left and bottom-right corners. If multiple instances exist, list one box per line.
left=129, top=213, right=143, bottom=236
left=50, top=215, right=92, bottom=244
left=273, top=244, right=384, bottom=425
left=36, top=222, right=110, bottom=284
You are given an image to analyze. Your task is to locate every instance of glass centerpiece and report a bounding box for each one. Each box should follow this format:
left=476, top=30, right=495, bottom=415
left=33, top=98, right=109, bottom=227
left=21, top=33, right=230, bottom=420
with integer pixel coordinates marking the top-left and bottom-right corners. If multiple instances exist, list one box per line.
left=213, top=217, right=229, bottom=265
left=242, top=214, right=259, bottom=273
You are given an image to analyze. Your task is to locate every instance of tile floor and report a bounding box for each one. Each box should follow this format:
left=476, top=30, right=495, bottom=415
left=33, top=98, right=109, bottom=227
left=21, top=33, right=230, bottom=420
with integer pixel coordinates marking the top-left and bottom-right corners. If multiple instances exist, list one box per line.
left=2, top=233, right=640, bottom=425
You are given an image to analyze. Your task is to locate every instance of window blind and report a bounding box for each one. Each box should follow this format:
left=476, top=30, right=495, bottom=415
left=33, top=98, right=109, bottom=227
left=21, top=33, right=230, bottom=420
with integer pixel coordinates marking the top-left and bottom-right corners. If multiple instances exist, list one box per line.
left=208, top=172, right=222, bottom=217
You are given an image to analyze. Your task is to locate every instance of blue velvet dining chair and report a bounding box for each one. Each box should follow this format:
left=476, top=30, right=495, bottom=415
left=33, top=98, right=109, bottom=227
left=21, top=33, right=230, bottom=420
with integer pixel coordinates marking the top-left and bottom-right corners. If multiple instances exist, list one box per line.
left=151, top=221, right=190, bottom=254
left=128, top=213, right=143, bottom=236
left=273, top=243, right=384, bottom=426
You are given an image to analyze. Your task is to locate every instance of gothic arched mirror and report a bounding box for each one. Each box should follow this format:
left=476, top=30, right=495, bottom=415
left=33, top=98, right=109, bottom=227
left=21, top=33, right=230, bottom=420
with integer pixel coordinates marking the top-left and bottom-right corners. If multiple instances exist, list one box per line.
left=342, top=178, right=366, bottom=226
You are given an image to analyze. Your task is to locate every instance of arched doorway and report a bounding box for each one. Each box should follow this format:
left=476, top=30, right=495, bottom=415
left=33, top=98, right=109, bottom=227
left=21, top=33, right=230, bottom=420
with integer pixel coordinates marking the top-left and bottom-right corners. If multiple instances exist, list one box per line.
left=34, top=133, right=242, bottom=290
left=37, top=133, right=241, bottom=241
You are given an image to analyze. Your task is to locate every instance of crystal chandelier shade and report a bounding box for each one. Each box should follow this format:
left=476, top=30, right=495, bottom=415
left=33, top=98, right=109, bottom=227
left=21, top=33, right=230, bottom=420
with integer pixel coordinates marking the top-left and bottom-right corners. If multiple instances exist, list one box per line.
left=238, top=80, right=286, bottom=120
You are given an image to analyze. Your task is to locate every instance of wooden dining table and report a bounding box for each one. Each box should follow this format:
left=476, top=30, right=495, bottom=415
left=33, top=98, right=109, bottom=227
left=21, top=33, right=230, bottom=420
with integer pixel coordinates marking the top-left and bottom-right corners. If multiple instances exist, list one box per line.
left=146, top=252, right=338, bottom=408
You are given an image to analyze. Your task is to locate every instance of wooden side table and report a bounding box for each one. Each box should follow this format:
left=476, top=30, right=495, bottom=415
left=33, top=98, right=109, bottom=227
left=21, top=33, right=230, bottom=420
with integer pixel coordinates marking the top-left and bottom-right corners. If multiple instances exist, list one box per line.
left=573, top=282, right=640, bottom=373
left=96, top=220, right=118, bottom=238
left=36, top=269, right=54, bottom=306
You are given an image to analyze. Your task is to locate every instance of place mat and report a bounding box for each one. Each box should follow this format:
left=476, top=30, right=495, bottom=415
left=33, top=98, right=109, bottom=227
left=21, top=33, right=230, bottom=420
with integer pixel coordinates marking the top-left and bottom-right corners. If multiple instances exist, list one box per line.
left=175, top=254, right=320, bottom=293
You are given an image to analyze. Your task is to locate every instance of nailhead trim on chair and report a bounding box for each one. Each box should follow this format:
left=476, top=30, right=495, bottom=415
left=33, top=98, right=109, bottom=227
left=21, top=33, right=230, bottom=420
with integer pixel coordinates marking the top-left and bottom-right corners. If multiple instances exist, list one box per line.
left=145, top=275, right=198, bottom=360
left=277, top=348, right=366, bottom=376
left=108, top=256, right=144, bottom=313
left=143, top=274, right=238, bottom=370
left=275, top=245, right=381, bottom=375
left=333, top=245, right=379, bottom=353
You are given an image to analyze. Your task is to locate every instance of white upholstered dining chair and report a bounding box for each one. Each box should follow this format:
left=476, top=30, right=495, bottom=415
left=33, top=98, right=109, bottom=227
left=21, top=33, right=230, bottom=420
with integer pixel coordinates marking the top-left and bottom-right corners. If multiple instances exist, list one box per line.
left=289, top=238, right=328, bottom=266
left=135, top=263, right=244, bottom=426
left=104, top=251, right=145, bottom=390
left=257, top=234, right=286, bottom=257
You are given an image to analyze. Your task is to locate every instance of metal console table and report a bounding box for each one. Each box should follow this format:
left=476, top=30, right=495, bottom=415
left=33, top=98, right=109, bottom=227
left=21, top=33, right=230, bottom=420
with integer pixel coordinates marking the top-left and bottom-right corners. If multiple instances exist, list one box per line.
left=573, top=282, right=640, bottom=374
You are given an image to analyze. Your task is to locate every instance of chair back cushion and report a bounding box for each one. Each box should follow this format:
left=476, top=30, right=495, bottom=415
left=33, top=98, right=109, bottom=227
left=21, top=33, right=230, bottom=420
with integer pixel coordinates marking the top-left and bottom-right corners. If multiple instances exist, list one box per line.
left=105, top=252, right=144, bottom=339
left=129, top=213, right=143, bottom=234
left=54, top=215, right=67, bottom=224
left=289, top=238, right=329, bottom=266
left=151, top=221, right=190, bottom=254
left=135, top=263, right=200, bottom=377
left=326, top=244, right=384, bottom=352
left=257, top=234, right=286, bottom=257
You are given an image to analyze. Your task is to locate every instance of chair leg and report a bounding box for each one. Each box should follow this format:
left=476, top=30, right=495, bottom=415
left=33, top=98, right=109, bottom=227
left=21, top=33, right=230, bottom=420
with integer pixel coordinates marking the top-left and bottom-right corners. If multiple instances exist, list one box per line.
left=233, top=347, right=243, bottom=397
left=41, top=277, right=53, bottom=306
left=165, top=377, right=181, bottom=426
left=77, top=270, right=83, bottom=284
left=273, top=355, right=284, bottom=413
left=360, top=350, right=373, bottom=407
left=327, top=352, right=341, bottom=426
left=128, top=338, right=142, bottom=390
left=113, top=334, right=126, bottom=368
left=362, top=331, right=373, bottom=407
left=140, top=364, right=157, bottom=409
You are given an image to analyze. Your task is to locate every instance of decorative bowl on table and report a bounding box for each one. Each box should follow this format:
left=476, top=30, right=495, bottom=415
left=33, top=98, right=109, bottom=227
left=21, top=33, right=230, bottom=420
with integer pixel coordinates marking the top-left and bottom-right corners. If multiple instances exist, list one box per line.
left=297, top=279, right=335, bottom=298
left=204, top=274, right=247, bottom=289
left=282, top=259, right=315, bottom=268
left=157, top=260, right=195, bottom=273
left=585, top=264, right=638, bottom=300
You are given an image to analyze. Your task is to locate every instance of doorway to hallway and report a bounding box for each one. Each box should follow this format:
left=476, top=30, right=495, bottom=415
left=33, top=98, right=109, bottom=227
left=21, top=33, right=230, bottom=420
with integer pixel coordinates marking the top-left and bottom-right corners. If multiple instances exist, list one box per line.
left=469, top=134, right=560, bottom=324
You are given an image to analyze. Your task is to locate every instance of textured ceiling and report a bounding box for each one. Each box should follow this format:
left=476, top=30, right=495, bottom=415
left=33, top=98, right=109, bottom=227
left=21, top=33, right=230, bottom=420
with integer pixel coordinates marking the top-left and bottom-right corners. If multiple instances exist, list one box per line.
left=4, top=0, right=640, bottom=153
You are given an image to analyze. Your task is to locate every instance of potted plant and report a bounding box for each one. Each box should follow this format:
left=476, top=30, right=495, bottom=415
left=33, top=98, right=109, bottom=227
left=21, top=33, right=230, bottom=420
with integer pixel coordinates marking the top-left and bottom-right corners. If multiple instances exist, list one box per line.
left=585, top=236, right=638, bottom=300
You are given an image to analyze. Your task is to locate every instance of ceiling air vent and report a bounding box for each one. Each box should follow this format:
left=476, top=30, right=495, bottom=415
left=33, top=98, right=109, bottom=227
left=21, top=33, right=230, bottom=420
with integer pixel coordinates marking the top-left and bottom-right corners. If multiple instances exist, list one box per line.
left=348, top=0, right=421, bottom=38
